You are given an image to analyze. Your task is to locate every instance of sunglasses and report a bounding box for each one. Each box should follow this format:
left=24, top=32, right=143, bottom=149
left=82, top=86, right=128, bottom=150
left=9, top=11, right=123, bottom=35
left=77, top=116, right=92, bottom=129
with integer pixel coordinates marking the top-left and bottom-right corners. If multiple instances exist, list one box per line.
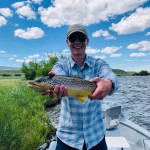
left=68, top=32, right=87, bottom=43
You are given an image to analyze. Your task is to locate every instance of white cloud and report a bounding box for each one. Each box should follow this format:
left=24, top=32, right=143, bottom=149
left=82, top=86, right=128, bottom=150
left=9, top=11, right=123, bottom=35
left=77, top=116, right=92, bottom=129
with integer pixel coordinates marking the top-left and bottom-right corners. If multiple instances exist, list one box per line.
left=94, top=55, right=106, bottom=59
left=92, top=29, right=116, bottom=40
left=0, top=8, right=13, bottom=18
left=101, top=46, right=122, bottom=54
left=61, top=49, right=70, bottom=55
left=38, top=0, right=147, bottom=27
left=46, top=52, right=60, bottom=57
left=28, top=54, right=40, bottom=59
left=145, top=32, right=150, bottom=36
left=16, top=58, right=33, bottom=63
left=9, top=58, right=15, bottom=60
left=16, top=5, right=36, bottom=20
left=127, top=40, right=150, bottom=51
left=86, top=47, right=100, bottom=54
left=32, top=0, right=43, bottom=4
left=0, top=50, right=6, bottom=54
left=12, top=54, right=17, bottom=57
left=110, top=7, right=150, bottom=34
left=124, top=59, right=138, bottom=62
left=110, top=53, right=122, bottom=57
left=12, top=2, right=25, bottom=9
left=62, top=49, right=69, bottom=52
left=130, top=52, right=147, bottom=57
left=16, top=59, right=25, bottom=63
left=0, top=16, right=7, bottom=27
left=15, top=24, right=19, bottom=27
left=14, top=27, right=44, bottom=39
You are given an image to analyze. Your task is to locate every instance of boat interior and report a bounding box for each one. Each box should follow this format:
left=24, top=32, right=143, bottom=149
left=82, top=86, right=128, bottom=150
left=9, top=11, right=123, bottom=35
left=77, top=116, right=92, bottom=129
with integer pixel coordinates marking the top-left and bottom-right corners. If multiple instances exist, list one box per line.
left=38, top=105, right=150, bottom=150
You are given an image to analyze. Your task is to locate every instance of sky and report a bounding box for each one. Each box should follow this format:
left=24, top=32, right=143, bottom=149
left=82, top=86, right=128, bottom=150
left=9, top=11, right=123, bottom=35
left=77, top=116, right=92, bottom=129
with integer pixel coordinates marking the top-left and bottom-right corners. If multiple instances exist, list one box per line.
left=0, top=0, right=150, bottom=72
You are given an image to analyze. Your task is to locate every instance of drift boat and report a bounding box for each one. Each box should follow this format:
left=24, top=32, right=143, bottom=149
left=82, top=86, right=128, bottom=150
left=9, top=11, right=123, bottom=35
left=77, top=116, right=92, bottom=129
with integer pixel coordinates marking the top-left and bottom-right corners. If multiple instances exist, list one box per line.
left=37, top=105, right=150, bottom=150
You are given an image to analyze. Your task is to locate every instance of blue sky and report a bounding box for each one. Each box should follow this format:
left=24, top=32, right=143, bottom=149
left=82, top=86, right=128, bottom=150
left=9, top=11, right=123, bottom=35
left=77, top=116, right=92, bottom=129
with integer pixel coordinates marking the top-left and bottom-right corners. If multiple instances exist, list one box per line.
left=0, top=0, right=150, bottom=72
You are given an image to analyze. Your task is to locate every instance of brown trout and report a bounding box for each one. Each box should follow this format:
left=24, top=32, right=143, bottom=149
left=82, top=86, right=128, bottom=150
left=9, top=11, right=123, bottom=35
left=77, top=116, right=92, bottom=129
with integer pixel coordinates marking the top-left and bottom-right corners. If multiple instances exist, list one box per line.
left=28, top=75, right=97, bottom=102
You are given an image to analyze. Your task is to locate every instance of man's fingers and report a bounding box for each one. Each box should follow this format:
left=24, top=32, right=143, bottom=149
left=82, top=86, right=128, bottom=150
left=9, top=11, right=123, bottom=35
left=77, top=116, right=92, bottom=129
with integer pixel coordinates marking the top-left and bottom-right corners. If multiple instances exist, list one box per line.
left=48, top=72, right=56, bottom=78
left=41, top=90, right=51, bottom=95
left=63, top=87, right=68, bottom=97
left=90, top=77, right=101, bottom=83
left=54, top=85, right=60, bottom=96
left=89, top=77, right=105, bottom=100
left=53, top=85, right=66, bottom=99
left=57, top=85, right=65, bottom=99
left=89, top=87, right=103, bottom=100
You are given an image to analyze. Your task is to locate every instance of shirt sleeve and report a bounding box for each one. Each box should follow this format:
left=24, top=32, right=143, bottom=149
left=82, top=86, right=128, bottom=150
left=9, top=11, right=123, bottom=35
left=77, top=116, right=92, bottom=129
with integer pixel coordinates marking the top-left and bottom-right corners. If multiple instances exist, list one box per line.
left=51, top=61, right=68, bottom=76
left=97, top=59, right=119, bottom=95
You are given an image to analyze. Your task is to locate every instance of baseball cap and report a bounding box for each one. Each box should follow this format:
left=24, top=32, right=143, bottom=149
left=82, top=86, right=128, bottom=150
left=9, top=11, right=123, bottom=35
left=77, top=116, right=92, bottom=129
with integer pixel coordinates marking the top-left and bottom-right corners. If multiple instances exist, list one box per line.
left=67, top=24, right=88, bottom=38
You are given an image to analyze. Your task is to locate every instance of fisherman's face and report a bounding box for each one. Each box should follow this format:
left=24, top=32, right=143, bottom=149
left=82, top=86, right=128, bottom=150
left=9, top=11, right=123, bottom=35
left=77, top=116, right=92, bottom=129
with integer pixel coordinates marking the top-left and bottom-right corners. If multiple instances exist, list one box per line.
left=66, top=32, right=89, bottom=57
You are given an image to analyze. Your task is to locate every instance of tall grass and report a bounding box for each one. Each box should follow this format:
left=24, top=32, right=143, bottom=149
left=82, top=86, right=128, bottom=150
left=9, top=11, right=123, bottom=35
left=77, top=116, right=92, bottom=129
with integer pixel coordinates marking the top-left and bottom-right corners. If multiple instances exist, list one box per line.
left=0, top=79, right=55, bottom=150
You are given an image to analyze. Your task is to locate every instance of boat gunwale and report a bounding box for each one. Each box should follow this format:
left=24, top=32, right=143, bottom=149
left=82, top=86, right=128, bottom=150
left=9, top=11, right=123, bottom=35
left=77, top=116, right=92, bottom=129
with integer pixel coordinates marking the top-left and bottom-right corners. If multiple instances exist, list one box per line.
left=120, top=118, right=150, bottom=139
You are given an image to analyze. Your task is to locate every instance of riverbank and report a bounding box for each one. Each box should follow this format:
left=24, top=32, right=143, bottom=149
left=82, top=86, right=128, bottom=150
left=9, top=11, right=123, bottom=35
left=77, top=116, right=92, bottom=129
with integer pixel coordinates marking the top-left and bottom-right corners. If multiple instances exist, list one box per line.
left=0, top=79, right=55, bottom=149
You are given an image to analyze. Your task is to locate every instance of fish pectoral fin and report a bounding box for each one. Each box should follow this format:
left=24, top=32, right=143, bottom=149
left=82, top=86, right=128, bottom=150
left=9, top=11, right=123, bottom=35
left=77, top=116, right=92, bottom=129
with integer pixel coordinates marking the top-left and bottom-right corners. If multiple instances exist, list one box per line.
left=76, top=96, right=87, bottom=103
left=49, top=90, right=57, bottom=99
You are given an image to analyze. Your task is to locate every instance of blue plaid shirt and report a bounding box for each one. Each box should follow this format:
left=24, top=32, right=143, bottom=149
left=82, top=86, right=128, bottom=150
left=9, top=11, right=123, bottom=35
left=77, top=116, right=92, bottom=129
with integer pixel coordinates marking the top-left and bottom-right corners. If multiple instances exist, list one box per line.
left=51, top=55, right=119, bottom=150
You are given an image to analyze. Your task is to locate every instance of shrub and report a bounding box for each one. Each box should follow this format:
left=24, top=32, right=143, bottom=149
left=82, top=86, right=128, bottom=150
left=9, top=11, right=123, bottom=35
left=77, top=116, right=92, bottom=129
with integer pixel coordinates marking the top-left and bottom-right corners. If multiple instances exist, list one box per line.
left=21, top=61, right=37, bottom=80
left=14, top=74, right=22, bottom=76
left=21, top=55, right=58, bottom=80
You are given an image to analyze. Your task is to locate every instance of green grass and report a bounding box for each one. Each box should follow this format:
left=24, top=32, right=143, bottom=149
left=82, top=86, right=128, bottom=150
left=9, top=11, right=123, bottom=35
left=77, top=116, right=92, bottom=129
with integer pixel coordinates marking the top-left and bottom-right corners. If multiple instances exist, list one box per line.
left=0, top=79, right=55, bottom=150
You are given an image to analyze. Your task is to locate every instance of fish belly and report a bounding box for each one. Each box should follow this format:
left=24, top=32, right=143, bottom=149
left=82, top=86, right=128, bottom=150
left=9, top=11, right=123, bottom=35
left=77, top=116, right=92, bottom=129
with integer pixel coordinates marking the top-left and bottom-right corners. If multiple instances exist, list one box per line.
left=67, top=88, right=93, bottom=102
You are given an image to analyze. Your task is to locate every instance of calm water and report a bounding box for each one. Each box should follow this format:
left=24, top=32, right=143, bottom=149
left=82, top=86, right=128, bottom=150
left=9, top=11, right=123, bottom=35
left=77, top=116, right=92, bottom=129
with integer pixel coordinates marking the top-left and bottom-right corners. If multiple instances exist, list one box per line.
left=104, top=76, right=150, bottom=132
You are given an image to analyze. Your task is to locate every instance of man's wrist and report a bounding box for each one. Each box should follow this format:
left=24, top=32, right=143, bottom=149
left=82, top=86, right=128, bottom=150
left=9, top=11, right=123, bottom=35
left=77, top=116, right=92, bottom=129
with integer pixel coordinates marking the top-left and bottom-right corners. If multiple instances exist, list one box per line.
left=107, top=79, right=113, bottom=93
left=108, top=79, right=114, bottom=94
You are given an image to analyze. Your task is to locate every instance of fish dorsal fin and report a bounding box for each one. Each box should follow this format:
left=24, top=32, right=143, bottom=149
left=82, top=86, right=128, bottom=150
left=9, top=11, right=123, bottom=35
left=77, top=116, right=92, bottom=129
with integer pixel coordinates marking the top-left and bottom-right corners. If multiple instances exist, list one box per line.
left=72, top=76, right=83, bottom=79
left=76, top=96, right=87, bottom=103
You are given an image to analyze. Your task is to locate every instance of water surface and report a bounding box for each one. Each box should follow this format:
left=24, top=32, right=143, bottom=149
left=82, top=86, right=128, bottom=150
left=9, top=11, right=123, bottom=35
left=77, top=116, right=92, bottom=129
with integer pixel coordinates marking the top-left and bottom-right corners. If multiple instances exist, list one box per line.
left=105, top=76, right=150, bottom=131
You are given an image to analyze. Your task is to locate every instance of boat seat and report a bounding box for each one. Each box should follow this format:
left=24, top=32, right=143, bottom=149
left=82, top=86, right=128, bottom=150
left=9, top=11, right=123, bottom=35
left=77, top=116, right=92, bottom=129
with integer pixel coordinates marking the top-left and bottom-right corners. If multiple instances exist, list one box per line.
left=104, top=106, right=121, bottom=130
left=106, top=137, right=131, bottom=150
left=144, top=139, right=150, bottom=150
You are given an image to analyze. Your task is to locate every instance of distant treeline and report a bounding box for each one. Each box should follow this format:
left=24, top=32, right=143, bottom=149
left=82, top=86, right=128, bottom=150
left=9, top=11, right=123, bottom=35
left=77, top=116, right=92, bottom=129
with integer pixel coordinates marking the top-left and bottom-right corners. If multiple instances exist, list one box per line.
left=1, top=56, right=150, bottom=79
left=132, top=70, right=150, bottom=76
left=0, top=73, right=22, bottom=77
left=113, top=69, right=150, bottom=76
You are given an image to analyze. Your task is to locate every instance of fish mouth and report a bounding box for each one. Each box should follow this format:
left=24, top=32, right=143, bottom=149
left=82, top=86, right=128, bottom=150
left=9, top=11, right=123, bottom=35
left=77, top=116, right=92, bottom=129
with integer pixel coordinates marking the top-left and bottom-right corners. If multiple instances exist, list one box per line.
left=29, top=81, right=37, bottom=85
left=28, top=81, right=51, bottom=91
left=28, top=82, right=41, bottom=89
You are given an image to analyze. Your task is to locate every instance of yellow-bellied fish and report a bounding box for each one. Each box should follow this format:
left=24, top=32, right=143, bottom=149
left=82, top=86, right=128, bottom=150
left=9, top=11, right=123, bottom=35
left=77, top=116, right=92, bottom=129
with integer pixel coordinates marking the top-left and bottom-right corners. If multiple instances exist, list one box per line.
left=28, top=75, right=97, bottom=103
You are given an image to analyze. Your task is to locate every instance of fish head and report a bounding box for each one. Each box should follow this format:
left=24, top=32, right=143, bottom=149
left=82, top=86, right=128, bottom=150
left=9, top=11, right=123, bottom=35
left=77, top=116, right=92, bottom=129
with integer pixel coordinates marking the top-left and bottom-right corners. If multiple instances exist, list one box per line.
left=28, top=76, right=53, bottom=91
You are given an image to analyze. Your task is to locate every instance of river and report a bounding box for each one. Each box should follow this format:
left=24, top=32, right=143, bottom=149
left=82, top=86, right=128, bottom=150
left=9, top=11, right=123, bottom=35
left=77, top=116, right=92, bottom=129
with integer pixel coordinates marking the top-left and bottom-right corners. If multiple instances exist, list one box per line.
left=47, top=76, right=150, bottom=132
left=105, top=76, right=150, bottom=131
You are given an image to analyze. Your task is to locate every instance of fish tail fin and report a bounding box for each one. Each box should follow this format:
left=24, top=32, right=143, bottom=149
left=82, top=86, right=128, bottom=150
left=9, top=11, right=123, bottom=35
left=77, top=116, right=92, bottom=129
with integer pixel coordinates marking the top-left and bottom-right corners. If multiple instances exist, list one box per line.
left=76, top=96, right=88, bottom=103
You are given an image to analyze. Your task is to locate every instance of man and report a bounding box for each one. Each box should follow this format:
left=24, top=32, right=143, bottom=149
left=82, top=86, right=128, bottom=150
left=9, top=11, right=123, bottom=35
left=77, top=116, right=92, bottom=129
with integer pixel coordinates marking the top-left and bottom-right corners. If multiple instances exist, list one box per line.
left=44, top=24, right=119, bottom=150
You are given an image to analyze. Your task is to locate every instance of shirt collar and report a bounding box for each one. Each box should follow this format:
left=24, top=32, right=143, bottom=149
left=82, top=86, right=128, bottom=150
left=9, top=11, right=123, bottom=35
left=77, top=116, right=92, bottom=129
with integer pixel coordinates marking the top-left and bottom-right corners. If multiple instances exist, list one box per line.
left=69, top=55, right=91, bottom=68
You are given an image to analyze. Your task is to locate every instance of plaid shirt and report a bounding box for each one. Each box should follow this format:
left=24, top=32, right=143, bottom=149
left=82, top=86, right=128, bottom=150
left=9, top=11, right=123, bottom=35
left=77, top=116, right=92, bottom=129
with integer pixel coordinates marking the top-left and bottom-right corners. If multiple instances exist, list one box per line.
left=51, top=55, right=119, bottom=150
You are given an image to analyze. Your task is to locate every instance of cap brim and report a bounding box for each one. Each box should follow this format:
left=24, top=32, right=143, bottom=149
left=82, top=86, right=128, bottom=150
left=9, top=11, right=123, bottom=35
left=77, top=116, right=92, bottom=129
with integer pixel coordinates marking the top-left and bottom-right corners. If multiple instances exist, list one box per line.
left=67, top=30, right=87, bottom=37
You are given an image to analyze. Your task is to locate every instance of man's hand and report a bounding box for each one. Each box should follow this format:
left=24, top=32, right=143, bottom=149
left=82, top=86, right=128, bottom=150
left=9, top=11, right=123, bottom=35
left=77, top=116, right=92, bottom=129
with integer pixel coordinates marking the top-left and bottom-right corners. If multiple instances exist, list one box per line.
left=41, top=72, right=68, bottom=99
left=88, top=77, right=112, bottom=100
